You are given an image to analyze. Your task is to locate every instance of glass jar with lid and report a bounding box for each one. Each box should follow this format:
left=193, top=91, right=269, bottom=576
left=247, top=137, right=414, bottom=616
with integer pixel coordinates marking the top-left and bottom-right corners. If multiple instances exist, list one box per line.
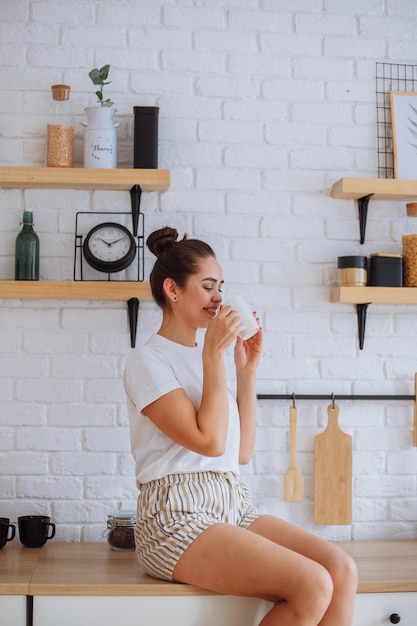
left=105, top=511, right=136, bottom=551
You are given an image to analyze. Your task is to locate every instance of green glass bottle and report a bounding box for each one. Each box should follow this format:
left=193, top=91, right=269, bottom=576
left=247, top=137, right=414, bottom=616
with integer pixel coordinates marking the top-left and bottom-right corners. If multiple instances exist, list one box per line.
left=15, top=211, right=40, bottom=280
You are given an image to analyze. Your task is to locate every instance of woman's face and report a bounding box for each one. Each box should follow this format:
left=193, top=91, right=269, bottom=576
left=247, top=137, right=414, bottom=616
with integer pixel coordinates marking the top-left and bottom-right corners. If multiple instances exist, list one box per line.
left=176, top=256, right=224, bottom=328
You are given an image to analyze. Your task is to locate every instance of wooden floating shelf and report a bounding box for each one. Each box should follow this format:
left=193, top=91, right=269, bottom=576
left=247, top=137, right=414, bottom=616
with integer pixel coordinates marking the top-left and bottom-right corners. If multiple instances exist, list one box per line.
left=331, top=286, right=417, bottom=351
left=331, top=286, right=417, bottom=305
left=0, top=280, right=153, bottom=301
left=331, top=177, right=417, bottom=200
left=0, top=166, right=170, bottom=191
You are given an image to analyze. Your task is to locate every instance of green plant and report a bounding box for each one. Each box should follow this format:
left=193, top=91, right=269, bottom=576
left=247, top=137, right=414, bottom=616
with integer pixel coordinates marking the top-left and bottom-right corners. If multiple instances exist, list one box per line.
left=88, top=64, right=113, bottom=107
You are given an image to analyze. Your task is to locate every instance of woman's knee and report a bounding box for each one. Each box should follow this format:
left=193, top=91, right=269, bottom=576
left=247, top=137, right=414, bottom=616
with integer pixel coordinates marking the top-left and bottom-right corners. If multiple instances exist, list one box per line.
left=329, top=548, right=358, bottom=592
left=289, top=564, right=334, bottom=622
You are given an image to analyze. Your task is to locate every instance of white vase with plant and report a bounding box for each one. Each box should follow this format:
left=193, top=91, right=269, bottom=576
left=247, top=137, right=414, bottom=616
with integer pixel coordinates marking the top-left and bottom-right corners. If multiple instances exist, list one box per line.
left=82, top=64, right=119, bottom=169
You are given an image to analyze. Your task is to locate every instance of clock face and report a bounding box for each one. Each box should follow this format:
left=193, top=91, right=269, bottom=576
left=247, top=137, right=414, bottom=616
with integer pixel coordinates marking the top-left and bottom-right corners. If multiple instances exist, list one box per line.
left=83, top=222, right=136, bottom=273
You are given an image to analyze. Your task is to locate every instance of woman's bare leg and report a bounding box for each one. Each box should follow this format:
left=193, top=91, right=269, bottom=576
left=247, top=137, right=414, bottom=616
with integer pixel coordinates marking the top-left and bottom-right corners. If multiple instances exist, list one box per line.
left=173, top=519, right=337, bottom=626
left=248, top=515, right=358, bottom=626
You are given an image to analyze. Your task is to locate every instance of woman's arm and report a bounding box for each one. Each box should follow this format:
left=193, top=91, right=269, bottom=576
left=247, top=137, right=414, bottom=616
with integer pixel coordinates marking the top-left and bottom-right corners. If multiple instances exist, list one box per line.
left=234, top=324, right=263, bottom=464
left=143, top=305, right=241, bottom=457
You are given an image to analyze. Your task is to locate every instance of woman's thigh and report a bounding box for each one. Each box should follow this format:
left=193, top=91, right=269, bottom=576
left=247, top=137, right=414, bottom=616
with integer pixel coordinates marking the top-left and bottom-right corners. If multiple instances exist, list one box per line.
left=172, top=517, right=333, bottom=604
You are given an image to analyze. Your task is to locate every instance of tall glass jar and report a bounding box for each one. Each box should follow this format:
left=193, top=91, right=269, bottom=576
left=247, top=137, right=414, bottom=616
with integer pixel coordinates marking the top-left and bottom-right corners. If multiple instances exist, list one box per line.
left=46, top=84, right=74, bottom=167
left=15, top=211, right=40, bottom=280
left=106, top=511, right=136, bottom=551
left=403, top=203, right=417, bottom=287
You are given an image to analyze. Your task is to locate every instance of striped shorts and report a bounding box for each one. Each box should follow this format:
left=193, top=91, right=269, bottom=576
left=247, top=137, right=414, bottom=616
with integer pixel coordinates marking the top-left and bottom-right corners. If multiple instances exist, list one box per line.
left=134, top=470, right=261, bottom=581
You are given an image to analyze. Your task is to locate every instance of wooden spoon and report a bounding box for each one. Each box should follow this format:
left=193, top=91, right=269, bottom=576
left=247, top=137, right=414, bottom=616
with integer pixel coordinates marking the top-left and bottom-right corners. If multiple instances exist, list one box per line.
left=284, top=403, right=304, bottom=502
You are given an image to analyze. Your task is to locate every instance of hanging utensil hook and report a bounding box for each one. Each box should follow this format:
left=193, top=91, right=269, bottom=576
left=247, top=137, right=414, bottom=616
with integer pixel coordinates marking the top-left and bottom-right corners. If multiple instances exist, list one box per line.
left=292, top=392, right=296, bottom=407
left=331, top=393, right=335, bottom=409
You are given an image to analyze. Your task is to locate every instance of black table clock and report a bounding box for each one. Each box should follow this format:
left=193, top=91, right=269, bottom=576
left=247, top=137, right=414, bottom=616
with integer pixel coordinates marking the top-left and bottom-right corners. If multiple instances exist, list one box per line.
left=83, top=222, right=137, bottom=274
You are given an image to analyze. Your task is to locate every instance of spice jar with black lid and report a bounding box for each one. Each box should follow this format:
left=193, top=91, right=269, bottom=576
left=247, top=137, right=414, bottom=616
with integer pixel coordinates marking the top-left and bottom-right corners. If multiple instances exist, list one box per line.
left=337, top=256, right=367, bottom=287
left=106, top=511, right=136, bottom=551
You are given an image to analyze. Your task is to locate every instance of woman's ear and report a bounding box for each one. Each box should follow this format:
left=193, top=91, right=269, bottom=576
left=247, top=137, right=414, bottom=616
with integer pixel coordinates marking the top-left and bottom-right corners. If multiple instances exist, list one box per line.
left=162, top=277, right=178, bottom=303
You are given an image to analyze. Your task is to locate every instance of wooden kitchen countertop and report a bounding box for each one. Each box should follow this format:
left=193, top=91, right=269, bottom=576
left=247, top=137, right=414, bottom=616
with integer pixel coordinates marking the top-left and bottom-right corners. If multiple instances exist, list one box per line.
left=1, top=540, right=417, bottom=596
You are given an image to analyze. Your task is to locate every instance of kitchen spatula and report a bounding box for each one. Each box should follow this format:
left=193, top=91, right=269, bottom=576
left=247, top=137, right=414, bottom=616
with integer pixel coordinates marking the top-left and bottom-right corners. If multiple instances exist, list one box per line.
left=284, top=403, right=304, bottom=502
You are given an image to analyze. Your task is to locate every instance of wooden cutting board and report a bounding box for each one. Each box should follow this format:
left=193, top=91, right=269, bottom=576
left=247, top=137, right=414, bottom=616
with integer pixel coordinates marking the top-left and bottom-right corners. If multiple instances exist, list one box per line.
left=314, top=402, right=352, bottom=525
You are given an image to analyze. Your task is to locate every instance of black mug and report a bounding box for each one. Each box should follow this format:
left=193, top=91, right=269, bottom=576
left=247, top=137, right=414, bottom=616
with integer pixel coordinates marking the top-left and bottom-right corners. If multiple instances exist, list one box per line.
left=0, top=517, right=16, bottom=549
left=18, top=515, right=55, bottom=548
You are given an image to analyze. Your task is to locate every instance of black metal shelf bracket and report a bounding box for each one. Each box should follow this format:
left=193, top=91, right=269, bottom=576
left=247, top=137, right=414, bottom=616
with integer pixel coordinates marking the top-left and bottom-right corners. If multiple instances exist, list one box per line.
left=357, top=302, right=370, bottom=350
left=127, top=297, right=139, bottom=348
left=130, top=184, right=142, bottom=237
left=358, top=193, right=373, bottom=244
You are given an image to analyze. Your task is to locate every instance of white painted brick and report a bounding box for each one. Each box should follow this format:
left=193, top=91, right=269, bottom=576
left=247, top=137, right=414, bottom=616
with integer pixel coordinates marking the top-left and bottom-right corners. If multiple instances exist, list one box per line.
left=23, top=331, right=86, bottom=354
left=50, top=452, right=117, bottom=476
left=0, top=478, right=15, bottom=499
left=53, top=501, right=114, bottom=524
left=98, top=4, right=161, bottom=26
left=227, top=191, right=291, bottom=215
left=325, top=0, right=383, bottom=13
left=355, top=475, right=416, bottom=498
left=85, top=476, right=136, bottom=500
left=229, top=53, right=290, bottom=78
left=162, top=50, right=225, bottom=74
left=16, top=427, right=82, bottom=452
left=293, top=56, right=355, bottom=80
left=197, top=167, right=258, bottom=191
left=0, top=402, right=46, bottom=426
left=84, top=379, right=126, bottom=404
left=296, top=14, right=356, bottom=34
left=49, top=403, right=116, bottom=428
left=50, top=356, right=117, bottom=380
left=231, top=237, right=294, bottom=262
left=324, top=36, right=385, bottom=59
left=0, top=452, right=48, bottom=476
left=16, top=476, right=83, bottom=499
left=260, top=33, right=322, bottom=57
left=32, top=3, right=94, bottom=24
left=62, top=307, right=128, bottom=331
left=0, top=354, right=48, bottom=378
left=361, top=15, right=417, bottom=37
left=84, top=428, right=130, bottom=453
left=223, top=99, right=288, bottom=121
left=0, top=428, right=14, bottom=450
left=15, top=379, right=83, bottom=403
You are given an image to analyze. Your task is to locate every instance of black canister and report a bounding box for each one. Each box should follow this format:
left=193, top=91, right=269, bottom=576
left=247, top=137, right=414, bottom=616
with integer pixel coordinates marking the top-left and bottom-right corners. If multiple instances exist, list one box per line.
left=337, top=256, right=367, bottom=287
left=133, top=106, right=159, bottom=169
left=368, top=253, right=403, bottom=287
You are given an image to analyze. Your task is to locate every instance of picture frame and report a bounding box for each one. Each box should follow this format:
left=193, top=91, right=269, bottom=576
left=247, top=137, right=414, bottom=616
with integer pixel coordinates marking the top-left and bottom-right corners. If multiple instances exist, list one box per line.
left=390, top=91, right=417, bottom=179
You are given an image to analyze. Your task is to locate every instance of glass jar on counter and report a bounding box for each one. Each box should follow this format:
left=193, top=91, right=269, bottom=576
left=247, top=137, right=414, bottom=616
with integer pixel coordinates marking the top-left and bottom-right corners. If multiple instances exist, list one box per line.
left=105, top=511, right=136, bottom=551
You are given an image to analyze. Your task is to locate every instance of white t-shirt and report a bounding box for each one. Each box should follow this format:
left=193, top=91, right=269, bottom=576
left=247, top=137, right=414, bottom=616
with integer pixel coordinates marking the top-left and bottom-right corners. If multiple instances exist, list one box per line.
left=124, top=334, right=241, bottom=486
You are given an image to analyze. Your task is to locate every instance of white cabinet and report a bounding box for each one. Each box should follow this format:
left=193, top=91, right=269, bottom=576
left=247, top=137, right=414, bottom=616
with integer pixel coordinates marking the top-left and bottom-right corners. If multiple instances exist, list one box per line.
left=353, top=592, right=417, bottom=626
left=0, top=595, right=27, bottom=626
left=33, top=595, right=273, bottom=626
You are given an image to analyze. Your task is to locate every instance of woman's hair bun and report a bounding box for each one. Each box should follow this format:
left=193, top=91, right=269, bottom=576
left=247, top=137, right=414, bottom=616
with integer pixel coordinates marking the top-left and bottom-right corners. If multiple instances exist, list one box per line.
left=146, top=226, right=182, bottom=258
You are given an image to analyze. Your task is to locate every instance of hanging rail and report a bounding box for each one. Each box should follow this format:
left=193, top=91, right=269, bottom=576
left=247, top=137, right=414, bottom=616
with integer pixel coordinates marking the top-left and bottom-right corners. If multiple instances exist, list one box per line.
left=257, top=394, right=415, bottom=401
left=257, top=374, right=417, bottom=448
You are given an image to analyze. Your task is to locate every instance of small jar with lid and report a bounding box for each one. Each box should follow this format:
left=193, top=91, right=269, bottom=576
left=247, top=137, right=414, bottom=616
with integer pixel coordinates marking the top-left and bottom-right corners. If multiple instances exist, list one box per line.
left=46, top=84, right=74, bottom=167
left=337, top=256, right=367, bottom=287
left=105, top=511, right=136, bottom=551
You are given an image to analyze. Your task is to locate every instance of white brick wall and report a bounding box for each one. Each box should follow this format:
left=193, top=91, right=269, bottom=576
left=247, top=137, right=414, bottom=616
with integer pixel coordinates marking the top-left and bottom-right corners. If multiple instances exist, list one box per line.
left=0, top=0, right=416, bottom=543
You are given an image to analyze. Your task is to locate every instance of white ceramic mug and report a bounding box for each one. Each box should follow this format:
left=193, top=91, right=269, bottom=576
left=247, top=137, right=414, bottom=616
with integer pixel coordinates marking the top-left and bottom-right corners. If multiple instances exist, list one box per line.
left=225, top=294, right=259, bottom=340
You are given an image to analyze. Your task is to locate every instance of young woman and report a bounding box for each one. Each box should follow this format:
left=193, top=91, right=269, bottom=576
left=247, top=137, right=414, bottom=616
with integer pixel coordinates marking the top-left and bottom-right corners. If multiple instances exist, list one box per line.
left=124, top=226, right=358, bottom=626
